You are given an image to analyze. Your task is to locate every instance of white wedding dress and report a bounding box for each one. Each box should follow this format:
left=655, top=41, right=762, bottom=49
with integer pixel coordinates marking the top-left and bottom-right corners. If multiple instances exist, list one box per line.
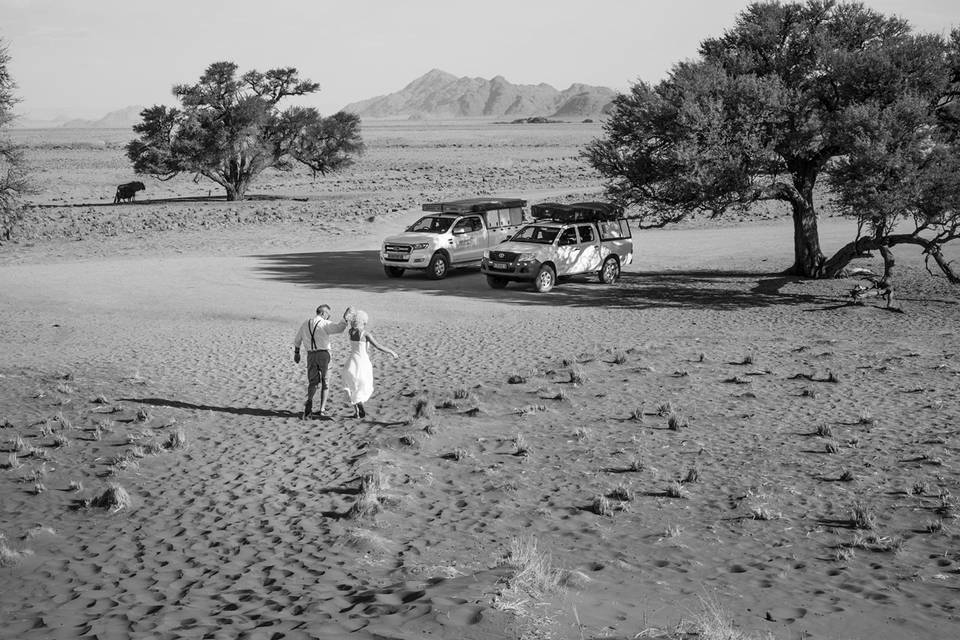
left=343, top=329, right=374, bottom=404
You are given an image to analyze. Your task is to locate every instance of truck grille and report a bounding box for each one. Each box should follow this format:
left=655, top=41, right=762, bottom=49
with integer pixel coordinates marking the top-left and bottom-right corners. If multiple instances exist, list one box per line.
left=383, top=244, right=411, bottom=262
left=488, top=250, right=519, bottom=262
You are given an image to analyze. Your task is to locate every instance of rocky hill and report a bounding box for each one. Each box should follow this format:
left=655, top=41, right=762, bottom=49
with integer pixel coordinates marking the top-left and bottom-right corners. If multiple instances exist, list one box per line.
left=60, top=105, right=144, bottom=129
left=342, top=69, right=616, bottom=120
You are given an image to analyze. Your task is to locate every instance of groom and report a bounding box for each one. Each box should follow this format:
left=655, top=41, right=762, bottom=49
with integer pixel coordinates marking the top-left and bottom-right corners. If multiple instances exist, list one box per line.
left=293, top=304, right=351, bottom=419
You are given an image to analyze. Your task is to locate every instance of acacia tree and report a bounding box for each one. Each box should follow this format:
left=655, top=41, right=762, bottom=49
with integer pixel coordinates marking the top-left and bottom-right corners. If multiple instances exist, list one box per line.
left=583, top=0, right=951, bottom=277
left=126, top=62, right=364, bottom=201
left=0, top=39, right=30, bottom=243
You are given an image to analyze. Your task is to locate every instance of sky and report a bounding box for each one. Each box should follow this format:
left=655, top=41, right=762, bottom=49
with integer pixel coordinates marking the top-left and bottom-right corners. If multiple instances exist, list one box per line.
left=1, top=0, right=958, bottom=121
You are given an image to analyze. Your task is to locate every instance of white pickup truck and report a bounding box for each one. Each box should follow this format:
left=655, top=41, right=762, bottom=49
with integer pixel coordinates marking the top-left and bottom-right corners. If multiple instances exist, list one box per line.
left=380, top=197, right=527, bottom=279
left=480, top=202, right=633, bottom=292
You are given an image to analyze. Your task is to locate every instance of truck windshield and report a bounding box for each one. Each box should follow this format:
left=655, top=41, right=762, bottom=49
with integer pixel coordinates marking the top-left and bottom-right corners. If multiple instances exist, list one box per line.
left=510, top=225, right=560, bottom=244
left=408, top=216, right=454, bottom=233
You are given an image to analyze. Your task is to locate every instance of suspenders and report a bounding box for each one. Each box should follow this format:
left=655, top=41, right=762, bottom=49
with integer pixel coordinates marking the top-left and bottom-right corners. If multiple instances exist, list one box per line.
left=308, top=318, right=320, bottom=351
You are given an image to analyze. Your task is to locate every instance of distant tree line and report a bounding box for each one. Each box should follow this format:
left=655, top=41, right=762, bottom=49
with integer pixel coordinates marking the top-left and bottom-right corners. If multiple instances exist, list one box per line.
left=585, top=0, right=960, bottom=282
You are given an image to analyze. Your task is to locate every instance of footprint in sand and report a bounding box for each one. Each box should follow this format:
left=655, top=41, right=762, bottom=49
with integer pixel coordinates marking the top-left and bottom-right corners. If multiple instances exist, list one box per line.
left=764, top=606, right=808, bottom=623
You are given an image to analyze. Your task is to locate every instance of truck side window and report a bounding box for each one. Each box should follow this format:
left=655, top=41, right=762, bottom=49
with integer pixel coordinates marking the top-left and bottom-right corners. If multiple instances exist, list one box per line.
left=487, top=212, right=501, bottom=229
left=470, top=217, right=483, bottom=232
left=559, top=228, right=577, bottom=246
left=577, top=225, right=595, bottom=243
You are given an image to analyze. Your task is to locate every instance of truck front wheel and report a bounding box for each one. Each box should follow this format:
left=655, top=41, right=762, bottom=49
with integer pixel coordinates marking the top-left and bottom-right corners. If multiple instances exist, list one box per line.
left=428, top=252, right=449, bottom=280
left=599, top=257, right=620, bottom=284
left=486, top=275, right=508, bottom=289
left=534, top=265, right=555, bottom=293
left=384, top=266, right=405, bottom=278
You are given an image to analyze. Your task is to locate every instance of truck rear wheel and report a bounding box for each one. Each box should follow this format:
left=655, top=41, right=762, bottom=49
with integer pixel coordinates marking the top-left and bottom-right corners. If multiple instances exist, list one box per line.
left=534, top=265, right=555, bottom=293
left=486, top=275, right=508, bottom=289
left=428, top=252, right=449, bottom=280
left=384, top=266, right=405, bottom=278
left=599, top=256, right=620, bottom=284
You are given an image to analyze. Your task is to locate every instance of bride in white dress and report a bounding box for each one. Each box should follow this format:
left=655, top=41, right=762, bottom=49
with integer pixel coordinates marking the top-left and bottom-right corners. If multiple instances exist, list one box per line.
left=342, top=310, right=399, bottom=418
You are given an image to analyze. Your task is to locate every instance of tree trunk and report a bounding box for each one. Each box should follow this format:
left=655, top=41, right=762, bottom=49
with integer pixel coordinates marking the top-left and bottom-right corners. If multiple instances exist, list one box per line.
left=822, top=233, right=960, bottom=284
left=224, top=182, right=247, bottom=201
left=786, top=194, right=825, bottom=278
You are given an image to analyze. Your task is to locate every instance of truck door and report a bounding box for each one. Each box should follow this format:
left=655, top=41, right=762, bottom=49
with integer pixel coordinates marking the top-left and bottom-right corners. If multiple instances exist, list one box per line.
left=450, top=215, right=485, bottom=263
left=575, top=224, right=603, bottom=273
left=554, top=226, right=582, bottom=275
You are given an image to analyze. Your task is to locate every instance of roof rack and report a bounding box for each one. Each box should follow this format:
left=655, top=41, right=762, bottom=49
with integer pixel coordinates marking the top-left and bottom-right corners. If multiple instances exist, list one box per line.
left=530, top=201, right=621, bottom=222
left=422, top=197, right=527, bottom=213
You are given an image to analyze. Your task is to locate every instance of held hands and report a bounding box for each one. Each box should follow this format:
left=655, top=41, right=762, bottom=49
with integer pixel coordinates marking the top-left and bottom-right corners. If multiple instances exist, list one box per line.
left=294, top=348, right=300, bottom=363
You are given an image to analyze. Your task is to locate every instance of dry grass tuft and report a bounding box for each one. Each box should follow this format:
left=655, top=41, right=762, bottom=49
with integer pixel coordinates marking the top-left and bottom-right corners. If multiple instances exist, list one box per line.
left=348, top=468, right=385, bottom=519
left=91, top=483, right=133, bottom=512
left=655, top=401, right=674, bottom=417
left=501, top=536, right=564, bottom=596
left=750, top=505, right=781, bottom=521
left=686, top=594, right=773, bottom=640
left=851, top=502, right=877, bottom=530
left=667, top=411, right=688, bottom=431
left=824, top=440, right=840, bottom=454
left=612, top=350, right=628, bottom=365
left=911, top=480, right=928, bottom=496
left=507, top=373, right=526, bottom=384
left=815, top=423, right=833, bottom=438
left=741, top=354, right=754, bottom=365
left=683, top=466, right=701, bottom=484
left=924, top=519, right=944, bottom=533
left=568, top=366, right=585, bottom=384
left=52, top=433, right=69, bottom=448
left=413, top=396, right=435, bottom=420
left=574, top=427, right=591, bottom=441
left=857, top=410, right=875, bottom=425
left=839, top=469, right=856, bottom=482
left=826, top=370, right=839, bottom=383
left=12, top=434, right=27, bottom=452
left=609, top=483, right=634, bottom=502
left=5, top=453, right=20, bottom=470
left=442, top=447, right=468, bottom=461
left=453, top=388, right=470, bottom=400
left=399, top=433, right=419, bottom=447
left=343, top=527, right=397, bottom=555
left=514, top=404, right=547, bottom=416
left=92, top=394, right=109, bottom=404
left=68, top=480, right=83, bottom=492
left=514, top=433, right=531, bottom=457
left=665, top=481, right=688, bottom=499
left=164, top=428, right=187, bottom=450
left=135, top=406, right=149, bottom=422
left=0, top=536, right=34, bottom=567
left=628, top=451, right=645, bottom=472
left=591, top=494, right=615, bottom=516
left=629, top=405, right=645, bottom=422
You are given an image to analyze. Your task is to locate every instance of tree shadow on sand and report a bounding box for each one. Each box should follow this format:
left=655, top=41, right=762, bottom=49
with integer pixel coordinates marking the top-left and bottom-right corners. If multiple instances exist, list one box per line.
left=120, top=397, right=298, bottom=419
left=251, top=250, right=838, bottom=311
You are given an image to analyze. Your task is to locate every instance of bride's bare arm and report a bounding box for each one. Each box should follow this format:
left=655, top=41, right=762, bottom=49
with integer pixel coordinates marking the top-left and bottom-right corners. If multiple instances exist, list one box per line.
left=365, top=333, right=399, bottom=358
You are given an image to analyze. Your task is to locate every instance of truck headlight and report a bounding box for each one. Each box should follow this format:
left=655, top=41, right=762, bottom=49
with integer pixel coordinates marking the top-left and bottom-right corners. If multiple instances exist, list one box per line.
left=517, top=253, right=536, bottom=262
left=411, top=243, right=429, bottom=250
left=482, top=250, right=490, bottom=259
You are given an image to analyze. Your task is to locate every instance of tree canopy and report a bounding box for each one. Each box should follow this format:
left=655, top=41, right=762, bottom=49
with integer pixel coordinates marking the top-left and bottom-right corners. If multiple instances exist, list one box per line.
left=584, top=0, right=958, bottom=279
left=0, top=39, right=30, bottom=242
left=126, top=62, right=364, bottom=201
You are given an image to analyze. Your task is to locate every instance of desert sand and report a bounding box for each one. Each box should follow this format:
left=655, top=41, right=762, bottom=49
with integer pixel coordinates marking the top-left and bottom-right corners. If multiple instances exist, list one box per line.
left=1, top=121, right=959, bottom=640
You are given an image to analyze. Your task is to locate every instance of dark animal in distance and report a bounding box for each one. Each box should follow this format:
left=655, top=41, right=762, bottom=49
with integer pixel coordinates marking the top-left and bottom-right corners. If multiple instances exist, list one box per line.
left=114, top=181, right=146, bottom=204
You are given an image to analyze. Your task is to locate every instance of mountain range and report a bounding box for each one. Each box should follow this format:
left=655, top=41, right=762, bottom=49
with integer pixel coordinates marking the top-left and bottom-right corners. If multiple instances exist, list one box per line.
left=13, top=69, right=618, bottom=128
left=342, top=69, right=616, bottom=120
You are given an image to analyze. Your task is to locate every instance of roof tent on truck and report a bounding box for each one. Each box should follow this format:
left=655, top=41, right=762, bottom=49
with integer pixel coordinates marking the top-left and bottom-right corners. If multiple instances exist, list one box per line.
left=531, top=201, right=622, bottom=222
left=421, top=197, right=527, bottom=213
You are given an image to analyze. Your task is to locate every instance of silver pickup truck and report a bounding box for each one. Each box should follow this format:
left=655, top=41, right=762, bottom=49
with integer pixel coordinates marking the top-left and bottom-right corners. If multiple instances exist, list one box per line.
left=380, top=197, right=527, bottom=279
left=480, top=202, right=633, bottom=292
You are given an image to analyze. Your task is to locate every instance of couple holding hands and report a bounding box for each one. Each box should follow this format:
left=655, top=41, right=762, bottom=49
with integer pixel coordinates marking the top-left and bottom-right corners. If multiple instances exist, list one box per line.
left=293, top=304, right=399, bottom=419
